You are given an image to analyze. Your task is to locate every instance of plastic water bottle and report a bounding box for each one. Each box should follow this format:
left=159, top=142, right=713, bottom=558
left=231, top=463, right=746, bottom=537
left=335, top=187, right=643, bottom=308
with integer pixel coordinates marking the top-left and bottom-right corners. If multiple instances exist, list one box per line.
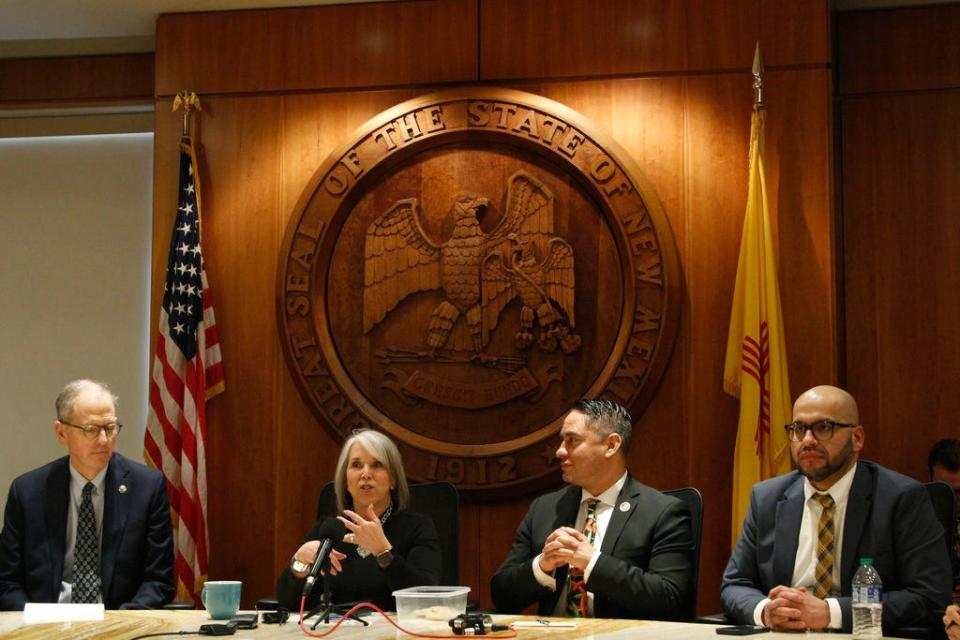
left=852, top=557, right=883, bottom=639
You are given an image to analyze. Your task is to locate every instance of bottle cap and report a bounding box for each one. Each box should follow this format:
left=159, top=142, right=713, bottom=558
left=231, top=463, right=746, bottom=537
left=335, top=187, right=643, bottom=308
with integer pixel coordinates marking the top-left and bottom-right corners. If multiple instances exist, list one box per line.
left=859, top=557, right=873, bottom=565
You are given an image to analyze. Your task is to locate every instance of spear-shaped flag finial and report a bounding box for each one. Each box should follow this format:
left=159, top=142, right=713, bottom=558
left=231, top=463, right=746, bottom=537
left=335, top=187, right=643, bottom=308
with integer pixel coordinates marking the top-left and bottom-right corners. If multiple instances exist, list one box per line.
left=752, top=42, right=764, bottom=109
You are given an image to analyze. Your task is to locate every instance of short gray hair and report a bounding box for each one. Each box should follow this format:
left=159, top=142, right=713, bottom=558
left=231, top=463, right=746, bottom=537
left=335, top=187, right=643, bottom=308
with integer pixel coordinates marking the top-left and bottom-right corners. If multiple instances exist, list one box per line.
left=571, top=398, right=633, bottom=455
left=56, top=379, right=118, bottom=422
left=333, top=430, right=410, bottom=513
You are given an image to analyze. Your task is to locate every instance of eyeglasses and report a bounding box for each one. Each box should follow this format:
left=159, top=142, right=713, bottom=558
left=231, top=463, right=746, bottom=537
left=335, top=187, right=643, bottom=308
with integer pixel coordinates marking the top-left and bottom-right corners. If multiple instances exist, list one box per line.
left=784, top=420, right=853, bottom=442
left=60, top=420, right=123, bottom=439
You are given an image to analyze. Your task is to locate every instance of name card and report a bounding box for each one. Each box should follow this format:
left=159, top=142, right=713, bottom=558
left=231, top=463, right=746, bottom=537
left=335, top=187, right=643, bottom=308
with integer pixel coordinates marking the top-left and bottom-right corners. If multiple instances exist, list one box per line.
left=23, top=603, right=104, bottom=624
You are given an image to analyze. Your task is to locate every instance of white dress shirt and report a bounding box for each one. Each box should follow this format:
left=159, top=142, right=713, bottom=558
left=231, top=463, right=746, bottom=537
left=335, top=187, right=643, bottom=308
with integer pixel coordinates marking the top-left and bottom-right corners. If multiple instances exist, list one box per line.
left=58, top=463, right=108, bottom=604
left=532, top=471, right=628, bottom=616
left=752, top=463, right=857, bottom=629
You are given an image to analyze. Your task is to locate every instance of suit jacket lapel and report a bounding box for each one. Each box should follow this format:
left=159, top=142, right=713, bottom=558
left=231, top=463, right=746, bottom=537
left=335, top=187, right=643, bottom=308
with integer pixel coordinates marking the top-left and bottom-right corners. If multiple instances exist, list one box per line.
left=599, top=476, right=637, bottom=555
left=44, top=458, right=71, bottom=599
left=554, top=485, right=582, bottom=531
left=840, top=462, right=872, bottom=591
left=774, top=475, right=804, bottom=586
left=100, top=454, right=128, bottom=601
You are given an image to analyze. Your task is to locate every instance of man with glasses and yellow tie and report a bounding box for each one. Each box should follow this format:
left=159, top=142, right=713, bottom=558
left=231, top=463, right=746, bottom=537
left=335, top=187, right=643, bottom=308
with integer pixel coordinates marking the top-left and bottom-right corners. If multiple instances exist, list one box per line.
left=491, top=399, right=695, bottom=620
left=0, top=380, right=174, bottom=610
left=721, top=385, right=951, bottom=633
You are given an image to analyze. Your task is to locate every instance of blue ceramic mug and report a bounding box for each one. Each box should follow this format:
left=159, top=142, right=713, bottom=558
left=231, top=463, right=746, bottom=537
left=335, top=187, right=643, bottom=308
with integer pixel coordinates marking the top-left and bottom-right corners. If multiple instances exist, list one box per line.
left=201, top=580, right=242, bottom=619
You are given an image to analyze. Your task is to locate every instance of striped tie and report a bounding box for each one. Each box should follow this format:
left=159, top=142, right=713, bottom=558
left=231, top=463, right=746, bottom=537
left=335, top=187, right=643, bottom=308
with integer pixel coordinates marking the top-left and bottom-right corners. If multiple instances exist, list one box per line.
left=565, top=498, right=599, bottom=617
left=812, top=493, right=835, bottom=599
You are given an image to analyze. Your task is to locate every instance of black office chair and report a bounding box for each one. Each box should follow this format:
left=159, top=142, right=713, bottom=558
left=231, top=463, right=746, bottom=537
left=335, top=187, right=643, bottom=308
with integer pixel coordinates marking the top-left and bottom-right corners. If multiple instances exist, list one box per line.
left=924, top=480, right=958, bottom=573
left=315, top=480, right=460, bottom=585
left=664, top=486, right=703, bottom=621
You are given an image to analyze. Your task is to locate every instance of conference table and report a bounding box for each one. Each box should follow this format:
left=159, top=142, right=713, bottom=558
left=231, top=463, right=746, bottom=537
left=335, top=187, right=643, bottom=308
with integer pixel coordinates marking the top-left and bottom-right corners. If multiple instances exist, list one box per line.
left=0, top=610, right=917, bottom=639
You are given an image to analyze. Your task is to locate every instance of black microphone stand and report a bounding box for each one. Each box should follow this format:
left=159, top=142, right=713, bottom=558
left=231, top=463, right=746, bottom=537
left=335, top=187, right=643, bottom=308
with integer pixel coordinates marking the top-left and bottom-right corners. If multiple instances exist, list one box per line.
left=306, top=577, right=368, bottom=630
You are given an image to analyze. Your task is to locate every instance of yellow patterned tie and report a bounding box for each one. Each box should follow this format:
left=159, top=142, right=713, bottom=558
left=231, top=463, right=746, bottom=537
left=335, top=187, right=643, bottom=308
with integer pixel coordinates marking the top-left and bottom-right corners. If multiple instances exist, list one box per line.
left=565, top=498, right=599, bottom=617
left=813, top=493, right=835, bottom=599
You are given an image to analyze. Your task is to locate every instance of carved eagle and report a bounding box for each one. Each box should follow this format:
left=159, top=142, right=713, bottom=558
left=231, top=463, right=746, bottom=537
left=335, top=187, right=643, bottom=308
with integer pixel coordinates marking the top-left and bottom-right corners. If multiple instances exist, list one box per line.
left=480, top=236, right=575, bottom=349
left=363, top=171, right=566, bottom=352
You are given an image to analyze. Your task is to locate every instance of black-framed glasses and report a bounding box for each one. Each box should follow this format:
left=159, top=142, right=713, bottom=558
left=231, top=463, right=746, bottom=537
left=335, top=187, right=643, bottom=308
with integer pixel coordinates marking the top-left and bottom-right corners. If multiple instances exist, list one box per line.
left=60, top=420, right=123, bottom=439
left=784, top=420, right=853, bottom=442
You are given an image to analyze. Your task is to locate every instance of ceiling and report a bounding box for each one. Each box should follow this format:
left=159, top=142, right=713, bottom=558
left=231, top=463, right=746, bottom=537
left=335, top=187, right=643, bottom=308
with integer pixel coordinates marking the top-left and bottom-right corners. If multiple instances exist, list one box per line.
left=0, top=0, right=954, bottom=59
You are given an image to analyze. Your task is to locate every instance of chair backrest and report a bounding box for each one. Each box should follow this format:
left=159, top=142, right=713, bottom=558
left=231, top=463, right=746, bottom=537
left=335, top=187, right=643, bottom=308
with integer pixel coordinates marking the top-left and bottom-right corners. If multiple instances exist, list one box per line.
left=924, top=480, right=958, bottom=573
left=663, top=486, right=703, bottom=621
left=316, top=480, right=460, bottom=586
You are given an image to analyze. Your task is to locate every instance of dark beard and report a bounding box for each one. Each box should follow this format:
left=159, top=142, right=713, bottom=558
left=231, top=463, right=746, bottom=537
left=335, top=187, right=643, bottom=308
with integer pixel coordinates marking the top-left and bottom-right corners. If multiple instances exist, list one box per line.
left=798, top=435, right=855, bottom=483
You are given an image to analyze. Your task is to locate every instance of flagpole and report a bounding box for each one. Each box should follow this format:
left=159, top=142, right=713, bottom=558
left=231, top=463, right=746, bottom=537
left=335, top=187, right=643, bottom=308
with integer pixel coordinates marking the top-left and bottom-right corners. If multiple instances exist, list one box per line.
left=145, top=89, right=223, bottom=605
left=724, top=41, right=792, bottom=547
left=752, top=42, right=764, bottom=110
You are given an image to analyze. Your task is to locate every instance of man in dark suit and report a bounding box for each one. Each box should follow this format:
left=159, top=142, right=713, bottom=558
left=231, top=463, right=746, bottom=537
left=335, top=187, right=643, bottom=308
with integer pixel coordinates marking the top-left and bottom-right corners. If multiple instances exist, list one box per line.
left=722, top=385, right=951, bottom=632
left=0, top=380, right=174, bottom=610
left=490, top=399, right=694, bottom=620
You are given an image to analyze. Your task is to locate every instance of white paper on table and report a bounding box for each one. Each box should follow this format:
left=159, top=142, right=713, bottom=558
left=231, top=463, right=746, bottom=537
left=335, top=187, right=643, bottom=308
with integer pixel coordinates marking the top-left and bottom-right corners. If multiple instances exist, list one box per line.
left=23, top=603, right=105, bottom=623
left=511, top=620, right=577, bottom=628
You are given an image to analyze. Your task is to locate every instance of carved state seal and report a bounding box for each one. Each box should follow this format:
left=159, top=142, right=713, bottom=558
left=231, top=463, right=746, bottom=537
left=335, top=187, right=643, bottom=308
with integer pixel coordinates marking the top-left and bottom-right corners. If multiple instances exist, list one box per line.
left=278, top=88, right=680, bottom=498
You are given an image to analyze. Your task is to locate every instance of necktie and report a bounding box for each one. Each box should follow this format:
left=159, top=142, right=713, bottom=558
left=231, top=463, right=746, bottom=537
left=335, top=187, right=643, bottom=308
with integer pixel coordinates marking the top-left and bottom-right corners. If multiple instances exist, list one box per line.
left=564, top=498, right=599, bottom=617
left=812, top=492, right=835, bottom=599
left=73, top=482, right=101, bottom=603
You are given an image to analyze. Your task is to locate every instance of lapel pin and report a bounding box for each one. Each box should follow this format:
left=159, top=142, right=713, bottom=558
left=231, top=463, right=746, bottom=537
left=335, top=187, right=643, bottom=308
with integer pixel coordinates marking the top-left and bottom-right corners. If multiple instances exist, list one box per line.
left=119, top=485, right=127, bottom=494
left=619, top=501, right=630, bottom=512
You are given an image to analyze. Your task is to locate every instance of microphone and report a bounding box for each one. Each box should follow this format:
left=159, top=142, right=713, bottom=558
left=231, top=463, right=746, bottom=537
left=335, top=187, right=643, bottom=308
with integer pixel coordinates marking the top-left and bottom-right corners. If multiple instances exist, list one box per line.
left=301, top=538, right=334, bottom=599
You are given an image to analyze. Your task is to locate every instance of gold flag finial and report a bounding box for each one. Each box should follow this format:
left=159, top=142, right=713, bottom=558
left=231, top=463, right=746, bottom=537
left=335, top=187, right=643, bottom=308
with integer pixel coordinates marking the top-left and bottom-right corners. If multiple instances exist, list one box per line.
left=752, top=42, right=764, bottom=109
left=172, top=91, right=202, bottom=138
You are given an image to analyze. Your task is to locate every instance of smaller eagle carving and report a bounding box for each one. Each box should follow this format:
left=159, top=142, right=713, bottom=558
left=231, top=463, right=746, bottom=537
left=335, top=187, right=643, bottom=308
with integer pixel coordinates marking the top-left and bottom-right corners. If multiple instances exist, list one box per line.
left=363, top=171, right=578, bottom=353
left=481, top=235, right=580, bottom=354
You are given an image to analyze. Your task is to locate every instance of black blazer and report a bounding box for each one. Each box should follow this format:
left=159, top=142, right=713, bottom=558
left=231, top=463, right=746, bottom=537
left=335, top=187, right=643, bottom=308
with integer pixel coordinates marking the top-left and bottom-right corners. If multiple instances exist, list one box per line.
left=275, top=509, right=441, bottom=612
left=490, top=475, right=694, bottom=620
left=0, top=454, right=175, bottom=610
left=721, top=460, right=952, bottom=631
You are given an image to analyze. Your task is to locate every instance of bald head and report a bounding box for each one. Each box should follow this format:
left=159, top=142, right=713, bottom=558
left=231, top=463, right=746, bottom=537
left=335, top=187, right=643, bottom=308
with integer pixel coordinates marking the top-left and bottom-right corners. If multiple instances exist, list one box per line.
left=792, top=385, right=859, bottom=425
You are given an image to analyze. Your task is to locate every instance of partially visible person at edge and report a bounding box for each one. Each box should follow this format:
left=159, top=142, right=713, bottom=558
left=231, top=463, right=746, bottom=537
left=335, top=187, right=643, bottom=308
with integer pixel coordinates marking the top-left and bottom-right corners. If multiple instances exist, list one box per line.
left=721, top=385, right=951, bottom=633
left=945, top=603, right=960, bottom=640
left=0, top=379, right=174, bottom=610
left=275, top=429, right=440, bottom=612
left=929, top=437, right=960, bottom=600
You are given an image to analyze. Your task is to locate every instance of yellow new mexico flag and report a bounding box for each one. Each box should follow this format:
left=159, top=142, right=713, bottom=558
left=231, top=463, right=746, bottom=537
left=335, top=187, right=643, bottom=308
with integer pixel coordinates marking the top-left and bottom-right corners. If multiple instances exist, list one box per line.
left=724, top=107, right=792, bottom=546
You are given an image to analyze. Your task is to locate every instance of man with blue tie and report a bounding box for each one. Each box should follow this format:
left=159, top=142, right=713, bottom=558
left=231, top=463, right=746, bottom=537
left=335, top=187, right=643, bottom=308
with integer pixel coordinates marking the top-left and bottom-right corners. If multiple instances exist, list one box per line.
left=0, top=380, right=174, bottom=610
left=491, top=399, right=694, bottom=620
left=722, top=385, right=951, bottom=632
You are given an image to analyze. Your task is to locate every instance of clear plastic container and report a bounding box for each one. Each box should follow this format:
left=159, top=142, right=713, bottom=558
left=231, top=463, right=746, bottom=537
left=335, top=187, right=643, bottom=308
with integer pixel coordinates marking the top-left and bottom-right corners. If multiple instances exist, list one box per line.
left=392, top=586, right=470, bottom=629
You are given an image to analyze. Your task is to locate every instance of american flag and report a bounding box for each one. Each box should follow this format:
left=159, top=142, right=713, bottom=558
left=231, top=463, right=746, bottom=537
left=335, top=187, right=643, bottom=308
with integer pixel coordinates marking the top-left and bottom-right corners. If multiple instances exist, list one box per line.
left=144, top=138, right=224, bottom=606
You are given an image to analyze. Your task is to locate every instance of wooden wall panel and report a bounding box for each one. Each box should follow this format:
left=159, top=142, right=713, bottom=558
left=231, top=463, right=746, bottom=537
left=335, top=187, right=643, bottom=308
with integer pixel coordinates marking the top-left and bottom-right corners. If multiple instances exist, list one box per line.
left=479, top=0, right=829, bottom=81
left=837, top=5, right=960, bottom=95
left=838, top=4, right=960, bottom=484
left=155, top=0, right=477, bottom=97
left=764, top=69, right=836, bottom=392
left=841, top=92, right=960, bottom=480
left=153, top=0, right=835, bottom=613
left=0, top=54, right=153, bottom=106
left=760, top=0, right=830, bottom=68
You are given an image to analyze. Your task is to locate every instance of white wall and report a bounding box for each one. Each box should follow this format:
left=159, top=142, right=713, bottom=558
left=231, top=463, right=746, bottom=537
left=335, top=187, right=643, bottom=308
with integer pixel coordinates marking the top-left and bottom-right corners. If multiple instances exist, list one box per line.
left=0, top=132, right=153, bottom=515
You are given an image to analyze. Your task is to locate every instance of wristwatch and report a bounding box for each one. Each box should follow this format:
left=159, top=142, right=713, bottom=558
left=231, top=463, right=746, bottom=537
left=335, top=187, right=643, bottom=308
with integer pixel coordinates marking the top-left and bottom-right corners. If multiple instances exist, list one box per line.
left=290, top=556, right=311, bottom=575
left=375, top=548, right=394, bottom=569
